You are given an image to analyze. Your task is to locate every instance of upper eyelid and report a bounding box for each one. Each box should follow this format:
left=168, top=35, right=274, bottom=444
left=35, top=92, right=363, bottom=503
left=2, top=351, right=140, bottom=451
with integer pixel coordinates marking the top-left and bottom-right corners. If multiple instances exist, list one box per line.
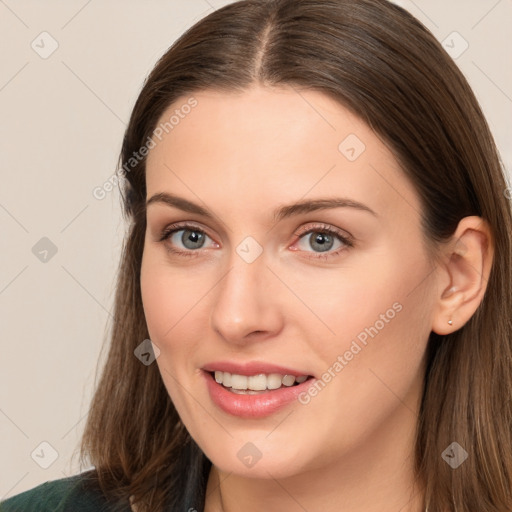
left=160, top=222, right=215, bottom=240
left=293, top=222, right=351, bottom=237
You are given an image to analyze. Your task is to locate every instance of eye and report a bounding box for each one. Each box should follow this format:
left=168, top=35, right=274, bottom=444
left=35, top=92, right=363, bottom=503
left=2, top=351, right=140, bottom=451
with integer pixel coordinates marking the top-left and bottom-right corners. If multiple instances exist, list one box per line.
left=292, top=223, right=354, bottom=260
left=158, top=221, right=353, bottom=260
left=159, top=223, right=218, bottom=257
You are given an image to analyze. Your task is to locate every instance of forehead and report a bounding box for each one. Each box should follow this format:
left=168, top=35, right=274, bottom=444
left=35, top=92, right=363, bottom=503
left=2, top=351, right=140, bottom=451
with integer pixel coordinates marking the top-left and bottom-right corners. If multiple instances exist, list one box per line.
left=144, top=85, right=421, bottom=221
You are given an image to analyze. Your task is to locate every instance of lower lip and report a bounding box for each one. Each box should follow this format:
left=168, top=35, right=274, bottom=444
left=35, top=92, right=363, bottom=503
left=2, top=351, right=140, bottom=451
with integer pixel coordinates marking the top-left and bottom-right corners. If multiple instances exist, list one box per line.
left=202, top=370, right=315, bottom=419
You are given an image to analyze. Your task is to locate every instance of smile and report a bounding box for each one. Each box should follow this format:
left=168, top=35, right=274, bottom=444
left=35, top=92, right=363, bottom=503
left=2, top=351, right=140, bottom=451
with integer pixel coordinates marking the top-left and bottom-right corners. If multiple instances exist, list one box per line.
left=202, top=370, right=315, bottom=418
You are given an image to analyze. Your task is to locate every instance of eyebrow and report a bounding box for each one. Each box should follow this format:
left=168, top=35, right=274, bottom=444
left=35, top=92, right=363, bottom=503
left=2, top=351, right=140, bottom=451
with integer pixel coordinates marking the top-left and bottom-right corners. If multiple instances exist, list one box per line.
left=146, top=192, right=378, bottom=222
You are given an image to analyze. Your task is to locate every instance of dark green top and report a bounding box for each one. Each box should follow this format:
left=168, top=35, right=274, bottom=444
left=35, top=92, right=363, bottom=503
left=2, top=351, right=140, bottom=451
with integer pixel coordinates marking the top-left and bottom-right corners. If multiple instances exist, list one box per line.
left=0, top=470, right=131, bottom=512
left=1, top=442, right=212, bottom=511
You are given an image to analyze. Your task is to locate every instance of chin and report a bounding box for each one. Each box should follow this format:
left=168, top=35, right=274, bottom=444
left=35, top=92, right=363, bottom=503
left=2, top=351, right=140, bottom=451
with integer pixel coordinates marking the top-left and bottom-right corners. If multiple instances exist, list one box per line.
left=200, top=435, right=316, bottom=480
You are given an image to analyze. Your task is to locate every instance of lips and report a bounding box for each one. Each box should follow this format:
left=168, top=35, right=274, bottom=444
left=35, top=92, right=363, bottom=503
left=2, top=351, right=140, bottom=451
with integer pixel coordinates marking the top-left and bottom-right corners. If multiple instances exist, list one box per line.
left=201, top=361, right=316, bottom=418
left=202, top=360, right=314, bottom=378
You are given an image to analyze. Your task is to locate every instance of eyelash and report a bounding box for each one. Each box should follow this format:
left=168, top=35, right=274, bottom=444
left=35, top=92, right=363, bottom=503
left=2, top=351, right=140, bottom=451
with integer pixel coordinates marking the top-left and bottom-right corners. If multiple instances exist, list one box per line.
left=158, top=222, right=354, bottom=260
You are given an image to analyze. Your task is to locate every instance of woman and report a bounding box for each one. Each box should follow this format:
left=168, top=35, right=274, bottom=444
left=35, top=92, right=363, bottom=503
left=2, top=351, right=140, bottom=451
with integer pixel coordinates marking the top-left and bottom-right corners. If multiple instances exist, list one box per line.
left=1, top=0, right=511, bottom=511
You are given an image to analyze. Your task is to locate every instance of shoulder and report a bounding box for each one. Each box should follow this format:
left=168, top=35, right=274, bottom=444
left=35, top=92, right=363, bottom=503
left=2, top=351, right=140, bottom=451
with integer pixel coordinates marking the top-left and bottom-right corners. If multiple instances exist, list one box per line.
left=0, top=469, right=131, bottom=512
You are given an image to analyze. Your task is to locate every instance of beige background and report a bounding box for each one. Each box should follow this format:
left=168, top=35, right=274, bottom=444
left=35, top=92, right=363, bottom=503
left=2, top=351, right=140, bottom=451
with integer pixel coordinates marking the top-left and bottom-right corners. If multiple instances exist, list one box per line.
left=0, top=0, right=511, bottom=499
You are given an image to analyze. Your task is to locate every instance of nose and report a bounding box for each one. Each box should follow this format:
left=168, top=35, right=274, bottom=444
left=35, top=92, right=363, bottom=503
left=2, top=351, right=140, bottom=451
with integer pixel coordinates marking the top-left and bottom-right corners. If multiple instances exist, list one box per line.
left=210, top=248, right=284, bottom=344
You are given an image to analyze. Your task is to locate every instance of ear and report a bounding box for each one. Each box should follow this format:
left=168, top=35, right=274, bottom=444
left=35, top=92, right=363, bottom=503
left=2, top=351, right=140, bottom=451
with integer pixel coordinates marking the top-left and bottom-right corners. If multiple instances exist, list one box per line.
left=431, top=216, right=494, bottom=335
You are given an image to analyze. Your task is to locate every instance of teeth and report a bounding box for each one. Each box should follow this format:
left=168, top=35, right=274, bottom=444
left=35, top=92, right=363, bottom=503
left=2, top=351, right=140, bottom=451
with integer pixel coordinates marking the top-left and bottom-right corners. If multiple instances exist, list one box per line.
left=267, top=373, right=283, bottom=390
left=213, top=371, right=309, bottom=391
left=282, top=375, right=295, bottom=386
left=231, top=374, right=248, bottom=390
left=248, top=374, right=267, bottom=391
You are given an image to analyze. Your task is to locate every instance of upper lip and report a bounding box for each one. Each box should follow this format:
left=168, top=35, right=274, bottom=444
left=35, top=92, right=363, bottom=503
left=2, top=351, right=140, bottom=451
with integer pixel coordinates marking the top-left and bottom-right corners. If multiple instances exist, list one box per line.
left=202, top=360, right=313, bottom=377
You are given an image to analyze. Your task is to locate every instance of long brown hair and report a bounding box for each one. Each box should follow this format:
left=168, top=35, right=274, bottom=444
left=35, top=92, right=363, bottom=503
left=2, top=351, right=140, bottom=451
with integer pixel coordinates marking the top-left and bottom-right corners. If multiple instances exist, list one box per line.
left=79, top=1, right=512, bottom=510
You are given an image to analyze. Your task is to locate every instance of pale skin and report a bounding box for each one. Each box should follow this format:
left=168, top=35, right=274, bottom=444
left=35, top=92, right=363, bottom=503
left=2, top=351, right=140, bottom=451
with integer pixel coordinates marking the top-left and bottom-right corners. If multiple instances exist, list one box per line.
left=138, top=85, right=494, bottom=512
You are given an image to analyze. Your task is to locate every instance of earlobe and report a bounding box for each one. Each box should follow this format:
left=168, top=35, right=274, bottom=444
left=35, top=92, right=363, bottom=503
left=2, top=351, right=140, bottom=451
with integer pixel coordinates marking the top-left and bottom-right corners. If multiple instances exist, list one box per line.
left=431, top=216, right=494, bottom=335
left=432, top=281, right=464, bottom=335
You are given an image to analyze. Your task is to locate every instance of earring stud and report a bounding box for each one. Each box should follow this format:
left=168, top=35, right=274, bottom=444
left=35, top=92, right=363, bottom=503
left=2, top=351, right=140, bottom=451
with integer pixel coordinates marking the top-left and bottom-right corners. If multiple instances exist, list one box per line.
left=448, top=319, right=453, bottom=325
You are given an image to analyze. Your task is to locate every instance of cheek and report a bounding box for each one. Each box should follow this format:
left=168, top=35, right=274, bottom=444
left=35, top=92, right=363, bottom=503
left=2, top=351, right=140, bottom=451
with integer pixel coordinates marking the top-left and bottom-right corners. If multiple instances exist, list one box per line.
left=140, top=264, right=173, bottom=341
left=295, top=243, right=433, bottom=399
left=276, top=249, right=420, bottom=358
left=319, top=255, right=432, bottom=400
left=140, top=253, right=190, bottom=351
left=140, top=255, right=201, bottom=413
left=140, top=252, right=214, bottom=369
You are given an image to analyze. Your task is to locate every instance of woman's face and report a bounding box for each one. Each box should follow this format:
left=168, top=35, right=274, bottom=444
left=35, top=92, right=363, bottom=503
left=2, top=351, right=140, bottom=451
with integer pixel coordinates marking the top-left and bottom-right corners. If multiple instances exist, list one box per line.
left=141, top=85, right=439, bottom=479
